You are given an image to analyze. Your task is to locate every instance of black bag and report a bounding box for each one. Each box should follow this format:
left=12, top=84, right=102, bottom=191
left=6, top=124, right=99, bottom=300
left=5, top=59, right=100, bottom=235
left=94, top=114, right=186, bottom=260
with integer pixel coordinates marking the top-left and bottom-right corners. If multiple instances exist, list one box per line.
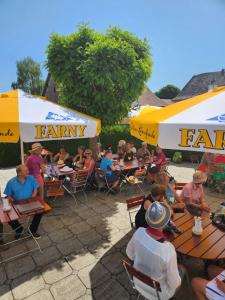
left=211, top=202, right=225, bottom=231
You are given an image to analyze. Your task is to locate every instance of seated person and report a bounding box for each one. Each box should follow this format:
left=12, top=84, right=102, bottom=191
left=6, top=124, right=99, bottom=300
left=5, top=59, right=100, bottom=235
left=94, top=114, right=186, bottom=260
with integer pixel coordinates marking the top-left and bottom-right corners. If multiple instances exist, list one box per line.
left=130, top=141, right=137, bottom=155
left=4, top=165, right=42, bottom=239
left=100, top=150, right=120, bottom=191
left=127, top=202, right=184, bottom=300
left=124, top=143, right=134, bottom=162
left=155, top=145, right=166, bottom=170
left=192, top=265, right=225, bottom=300
left=96, top=142, right=105, bottom=161
left=147, top=166, right=185, bottom=211
left=73, top=146, right=85, bottom=169
left=53, top=146, right=70, bottom=162
left=137, top=142, right=151, bottom=159
left=181, top=171, right=210, bottom=214
left=135, top=184, right=167, bottom=229
left=83, top=149, right=95, bottom=177
left=117, top=140, right=127, bottom=159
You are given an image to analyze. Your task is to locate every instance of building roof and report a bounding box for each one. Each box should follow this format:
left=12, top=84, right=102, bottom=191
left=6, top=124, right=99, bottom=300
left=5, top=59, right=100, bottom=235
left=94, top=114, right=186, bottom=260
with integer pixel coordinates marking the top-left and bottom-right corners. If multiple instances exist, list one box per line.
left=131, top=86, right=172, bottom=108
left=174, top=69, right=225, bottom=101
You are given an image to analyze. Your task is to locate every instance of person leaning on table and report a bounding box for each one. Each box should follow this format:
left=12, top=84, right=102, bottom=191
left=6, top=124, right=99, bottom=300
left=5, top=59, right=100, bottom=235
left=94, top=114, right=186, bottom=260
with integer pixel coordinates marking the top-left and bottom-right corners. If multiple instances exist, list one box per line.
left=127, top=201, right=186, bottom=300
left=3, top=165, right=43, bottom=240
left=180, top=171, right=210, bottom=215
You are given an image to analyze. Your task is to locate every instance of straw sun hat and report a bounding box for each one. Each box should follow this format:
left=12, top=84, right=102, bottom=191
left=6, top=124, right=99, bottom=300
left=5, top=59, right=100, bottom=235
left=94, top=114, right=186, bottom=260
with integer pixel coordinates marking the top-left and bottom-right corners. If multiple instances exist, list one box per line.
left=193, top=171, right=207, bottom=184
left=31, top=142, right=42, bottom=152
left=57, top=160, right=65, bottom=168
left=145, top=201, right=171, bottom=229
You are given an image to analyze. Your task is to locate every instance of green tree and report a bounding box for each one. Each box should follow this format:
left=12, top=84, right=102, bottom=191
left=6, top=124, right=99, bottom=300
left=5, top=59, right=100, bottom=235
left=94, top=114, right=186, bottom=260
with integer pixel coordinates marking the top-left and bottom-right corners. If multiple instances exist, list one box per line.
left=46, top=24, right=152, bottom=126
left=155, top=84, right=180, bottom=99
left=11, top=57, right=44, bottom=94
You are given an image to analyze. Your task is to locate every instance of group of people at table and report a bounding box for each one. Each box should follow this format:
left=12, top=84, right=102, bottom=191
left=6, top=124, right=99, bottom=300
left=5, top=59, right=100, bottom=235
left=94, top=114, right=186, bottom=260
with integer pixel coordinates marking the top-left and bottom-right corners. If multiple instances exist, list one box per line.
left=0, top=141, right=224, bottom=300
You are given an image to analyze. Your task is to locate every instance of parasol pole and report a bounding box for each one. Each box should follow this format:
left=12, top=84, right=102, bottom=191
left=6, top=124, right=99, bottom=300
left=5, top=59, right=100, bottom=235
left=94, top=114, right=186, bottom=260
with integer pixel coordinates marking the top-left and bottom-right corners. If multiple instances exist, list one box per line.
left=20, top=138, right=24, bottom=164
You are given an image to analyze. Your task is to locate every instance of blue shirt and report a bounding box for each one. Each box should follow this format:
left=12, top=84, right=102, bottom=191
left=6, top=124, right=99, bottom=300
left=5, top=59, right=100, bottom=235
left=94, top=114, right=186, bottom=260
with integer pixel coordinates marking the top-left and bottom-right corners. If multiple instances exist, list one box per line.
left=4, top=175, right=39, bottom=201
left=100, top=157, right=113, bottom=176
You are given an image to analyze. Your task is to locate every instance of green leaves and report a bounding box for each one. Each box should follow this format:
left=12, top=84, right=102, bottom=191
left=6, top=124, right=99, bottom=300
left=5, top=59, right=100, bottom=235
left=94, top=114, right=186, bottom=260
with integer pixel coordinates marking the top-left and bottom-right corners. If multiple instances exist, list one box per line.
left=46, top=24, right=153, bottom=125
left=155, top=84, right=180, bottom=99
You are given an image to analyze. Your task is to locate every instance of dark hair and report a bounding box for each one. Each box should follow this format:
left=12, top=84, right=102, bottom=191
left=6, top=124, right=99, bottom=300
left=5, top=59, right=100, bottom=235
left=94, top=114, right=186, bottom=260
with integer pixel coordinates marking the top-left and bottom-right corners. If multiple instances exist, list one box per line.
left=147, top=166, right=159, bottom=174
left=151, top=184, right=166, bottom=197
left=105, top=150, right=112, bottom=155
left=60, top=145, right=65, bottom=149
left=78, top=145, right=85, bottom=151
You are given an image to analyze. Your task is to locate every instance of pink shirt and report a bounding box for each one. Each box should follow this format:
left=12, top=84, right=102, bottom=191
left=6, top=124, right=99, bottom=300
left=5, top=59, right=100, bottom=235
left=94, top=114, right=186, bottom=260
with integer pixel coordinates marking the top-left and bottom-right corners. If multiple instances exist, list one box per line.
left=26, top=154, right=43, bottom=176
left=155, top=151, right=166, bottom=168
left=84, top=159, right=95, bottom=176
left=181, top=182, right=203, bottom=205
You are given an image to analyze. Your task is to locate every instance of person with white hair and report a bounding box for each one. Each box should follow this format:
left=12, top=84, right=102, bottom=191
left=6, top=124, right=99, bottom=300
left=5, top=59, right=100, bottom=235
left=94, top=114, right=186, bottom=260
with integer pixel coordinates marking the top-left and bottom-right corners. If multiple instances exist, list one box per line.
left=117, top=140, right=127, bottom=159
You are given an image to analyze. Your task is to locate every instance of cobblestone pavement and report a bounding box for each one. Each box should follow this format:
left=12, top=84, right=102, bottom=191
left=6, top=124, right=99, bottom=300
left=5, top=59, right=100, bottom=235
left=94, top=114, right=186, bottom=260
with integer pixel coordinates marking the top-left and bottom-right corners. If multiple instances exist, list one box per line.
left=0, top=163, right=224, bottom=300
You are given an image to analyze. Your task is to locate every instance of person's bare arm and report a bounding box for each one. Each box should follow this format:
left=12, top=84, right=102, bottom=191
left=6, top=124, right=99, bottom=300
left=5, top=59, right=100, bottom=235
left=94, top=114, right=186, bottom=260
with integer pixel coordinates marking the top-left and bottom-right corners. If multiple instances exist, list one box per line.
left=64, top=153, right=69, bottom=161
left=143, top=200, right=152, bottom=210
left=32, top=189, right=38, bottom=198
left=215, top=278, right=225, bottom=294
left=53, top=153, right=59, bottom=161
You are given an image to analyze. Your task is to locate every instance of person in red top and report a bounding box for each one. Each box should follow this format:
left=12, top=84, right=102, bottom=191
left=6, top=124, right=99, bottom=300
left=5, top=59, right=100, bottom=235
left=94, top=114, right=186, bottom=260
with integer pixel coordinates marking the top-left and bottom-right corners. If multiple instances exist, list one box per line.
left=83, top=149, right=95, bottom=177
left=155, top=145, right=166, bottom=170
left=26, top=143, right=45, bottom=200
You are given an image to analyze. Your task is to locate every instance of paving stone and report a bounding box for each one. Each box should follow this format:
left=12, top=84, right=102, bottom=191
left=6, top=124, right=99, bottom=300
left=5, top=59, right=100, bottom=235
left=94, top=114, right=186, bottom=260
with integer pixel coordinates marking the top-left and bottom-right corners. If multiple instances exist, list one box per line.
left=78, top=262, right=110, bottom=289
left=11, top=271, right=45, bottom=299
left=70, top=221, right=92, bottom=235
left=23, top=289, right=54, bottom=300
left=50, top=275, right=86, bottom=300
left=77, top=209, right=97, bottom=220
left=116, top=271, right=136, bottom=295
left=0, top=243, right=28, bottom=261
left=92, top=204, right=111, bottom=214
left=0, top=285, right=13, bottom=300
left=77, top=229, right=102, bottom=246
left=106, top=231, right=125, bottom=245
left=88, top=241, right=116, bottom=259
left=42, top=217, right=64, bottom=233
left=5, top=255, right=35, bottom=279
left=57, top=237, right=83, bottom=255
left=60, top=215, right=82, bottom=226
left=0, top=266, right=7, bottom=284
left=86, top=216, right=104, bottom=226
left=49, top=228, right=73, bottom=243
left=25, top=235, right=52, bottom=250
left=93, top=278, right=130, bottom=300
left=41, top=260, right=72, bottom=284
left=67, top=252, right=96, bottom=271
left=77, top=294, right=94, bottom=300
left=32, top=246, right=61, bottom=267
left=101, top=251, right=125, bottom=274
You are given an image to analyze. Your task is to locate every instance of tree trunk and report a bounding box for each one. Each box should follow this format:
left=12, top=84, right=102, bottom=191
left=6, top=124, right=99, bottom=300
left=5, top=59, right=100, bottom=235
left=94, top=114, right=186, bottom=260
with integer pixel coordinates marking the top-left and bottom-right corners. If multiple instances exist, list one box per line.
left=89, top=136, right=98, bottom=160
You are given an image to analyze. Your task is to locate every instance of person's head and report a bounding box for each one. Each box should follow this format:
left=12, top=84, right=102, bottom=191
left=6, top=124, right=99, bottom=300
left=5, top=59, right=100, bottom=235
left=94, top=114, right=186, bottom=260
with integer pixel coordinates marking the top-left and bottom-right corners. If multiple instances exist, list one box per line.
left=150, top=184, right=166, bottom=201
left=192, top=171, right=206, bottom=187
left=126, top=143, right=132, bottom=152
left=145, top=201, right=171, bottom=230
left=16, top=164, right=29, bottom=178
left=118, top=140, right=126, bottom=148
left=78, top=146, right=85, bottom=154
left=31, top=142, right=42, bottom=155
left=147, top=166, right=160, bottom=181
left=84, top=149, right=93, bottom=159
left=105, top=150, right=113, bottom=159
left=142, top=141, right=147, bottom=150
left=156, top=145, right=162, bottom=154
left=59, top=146, right=66, bottom=154
left=105, top=145, right=112, bottom=151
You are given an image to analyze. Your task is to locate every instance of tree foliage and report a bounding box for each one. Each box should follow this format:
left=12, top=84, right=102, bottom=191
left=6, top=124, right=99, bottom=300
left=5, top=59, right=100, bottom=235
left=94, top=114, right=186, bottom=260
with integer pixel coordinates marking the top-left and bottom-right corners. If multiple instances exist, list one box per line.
left=155, top=84, right=180, bottom=99
left=46, top=24, right=152, bottom=125
left=11, top=57, right=44, bottom=94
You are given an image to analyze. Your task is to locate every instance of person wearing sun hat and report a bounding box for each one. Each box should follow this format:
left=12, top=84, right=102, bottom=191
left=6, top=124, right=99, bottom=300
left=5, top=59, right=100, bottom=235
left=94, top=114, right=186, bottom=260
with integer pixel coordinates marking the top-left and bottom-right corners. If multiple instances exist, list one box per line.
left=181, top=170, right=210, bottom=215
left=126, top=201, right=185, bottom=300
left=26, top=142, right=45, bottom=200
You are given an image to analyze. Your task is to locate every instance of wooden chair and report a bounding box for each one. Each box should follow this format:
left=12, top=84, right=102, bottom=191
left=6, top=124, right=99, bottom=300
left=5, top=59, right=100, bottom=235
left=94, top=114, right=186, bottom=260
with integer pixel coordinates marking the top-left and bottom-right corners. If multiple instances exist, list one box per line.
left=64, top=169, right=89, bottom=203
left=126, top=195, right=144, bottom=228
left=45, top=180, right=65, bottom=201
left=95, top=168, right=115, bottom=194
left=122, top=259, right=161, bottom=300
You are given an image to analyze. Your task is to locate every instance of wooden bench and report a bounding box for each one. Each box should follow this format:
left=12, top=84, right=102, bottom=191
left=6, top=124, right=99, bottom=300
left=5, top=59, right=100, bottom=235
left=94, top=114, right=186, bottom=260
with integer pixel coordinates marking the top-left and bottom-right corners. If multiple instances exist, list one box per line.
left=45, top=180, right=65, bottom=199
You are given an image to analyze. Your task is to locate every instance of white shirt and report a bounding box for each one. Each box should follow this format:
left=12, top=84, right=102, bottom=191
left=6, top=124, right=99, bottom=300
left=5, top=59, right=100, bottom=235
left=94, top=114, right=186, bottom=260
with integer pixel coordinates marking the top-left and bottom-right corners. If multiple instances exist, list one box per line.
left=126, top=228, right=181, bottom=300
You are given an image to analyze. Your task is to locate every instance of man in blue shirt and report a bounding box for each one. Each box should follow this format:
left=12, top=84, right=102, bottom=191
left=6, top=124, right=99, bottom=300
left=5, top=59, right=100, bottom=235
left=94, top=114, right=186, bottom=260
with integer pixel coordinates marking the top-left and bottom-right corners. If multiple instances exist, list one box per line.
left=3, top=165, right=43, bottom=239
left=100, top=150, right=120, bottom=192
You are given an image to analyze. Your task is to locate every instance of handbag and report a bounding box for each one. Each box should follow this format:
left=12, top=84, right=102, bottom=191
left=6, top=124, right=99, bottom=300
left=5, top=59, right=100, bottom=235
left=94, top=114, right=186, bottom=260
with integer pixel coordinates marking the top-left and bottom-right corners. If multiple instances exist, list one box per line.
left=211, top=202, right=225, bottom=231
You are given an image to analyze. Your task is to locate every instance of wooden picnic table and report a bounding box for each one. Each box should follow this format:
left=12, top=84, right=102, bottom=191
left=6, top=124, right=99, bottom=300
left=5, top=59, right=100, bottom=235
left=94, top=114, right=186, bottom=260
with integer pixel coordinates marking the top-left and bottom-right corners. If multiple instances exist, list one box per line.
left=169, top=213, right=225, bottom=260
left=114, top=158, right=152, bottom=172
left=0, top=197, right=51, bottom=224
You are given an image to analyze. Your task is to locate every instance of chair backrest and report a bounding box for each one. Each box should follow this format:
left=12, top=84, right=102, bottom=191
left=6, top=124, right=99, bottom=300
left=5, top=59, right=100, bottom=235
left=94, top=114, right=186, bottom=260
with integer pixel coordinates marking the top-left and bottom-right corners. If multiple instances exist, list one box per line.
left=45, top=180, right=63, bottom=187
left=126, top=195, right=144, bottom=210
left=71, top=169, right=89, bottom=188
left=175, top=182, right=186, bottom=190
left=134, top=169, right=146, bottom=177
left=122, top=259, right=161, bottom=292
left=95, top=168, right=106, bottom=176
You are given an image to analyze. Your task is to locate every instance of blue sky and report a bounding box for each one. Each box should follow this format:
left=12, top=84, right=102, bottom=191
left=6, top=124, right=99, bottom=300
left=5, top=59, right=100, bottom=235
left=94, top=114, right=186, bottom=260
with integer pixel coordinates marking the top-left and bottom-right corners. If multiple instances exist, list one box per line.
left=0, top=0, right=225, bottom=93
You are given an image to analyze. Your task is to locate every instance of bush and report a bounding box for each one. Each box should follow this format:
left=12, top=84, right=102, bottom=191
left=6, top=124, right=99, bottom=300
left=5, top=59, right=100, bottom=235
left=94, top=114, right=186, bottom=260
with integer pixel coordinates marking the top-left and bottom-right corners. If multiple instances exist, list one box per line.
left=0, top=125, right=203, bottom=167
